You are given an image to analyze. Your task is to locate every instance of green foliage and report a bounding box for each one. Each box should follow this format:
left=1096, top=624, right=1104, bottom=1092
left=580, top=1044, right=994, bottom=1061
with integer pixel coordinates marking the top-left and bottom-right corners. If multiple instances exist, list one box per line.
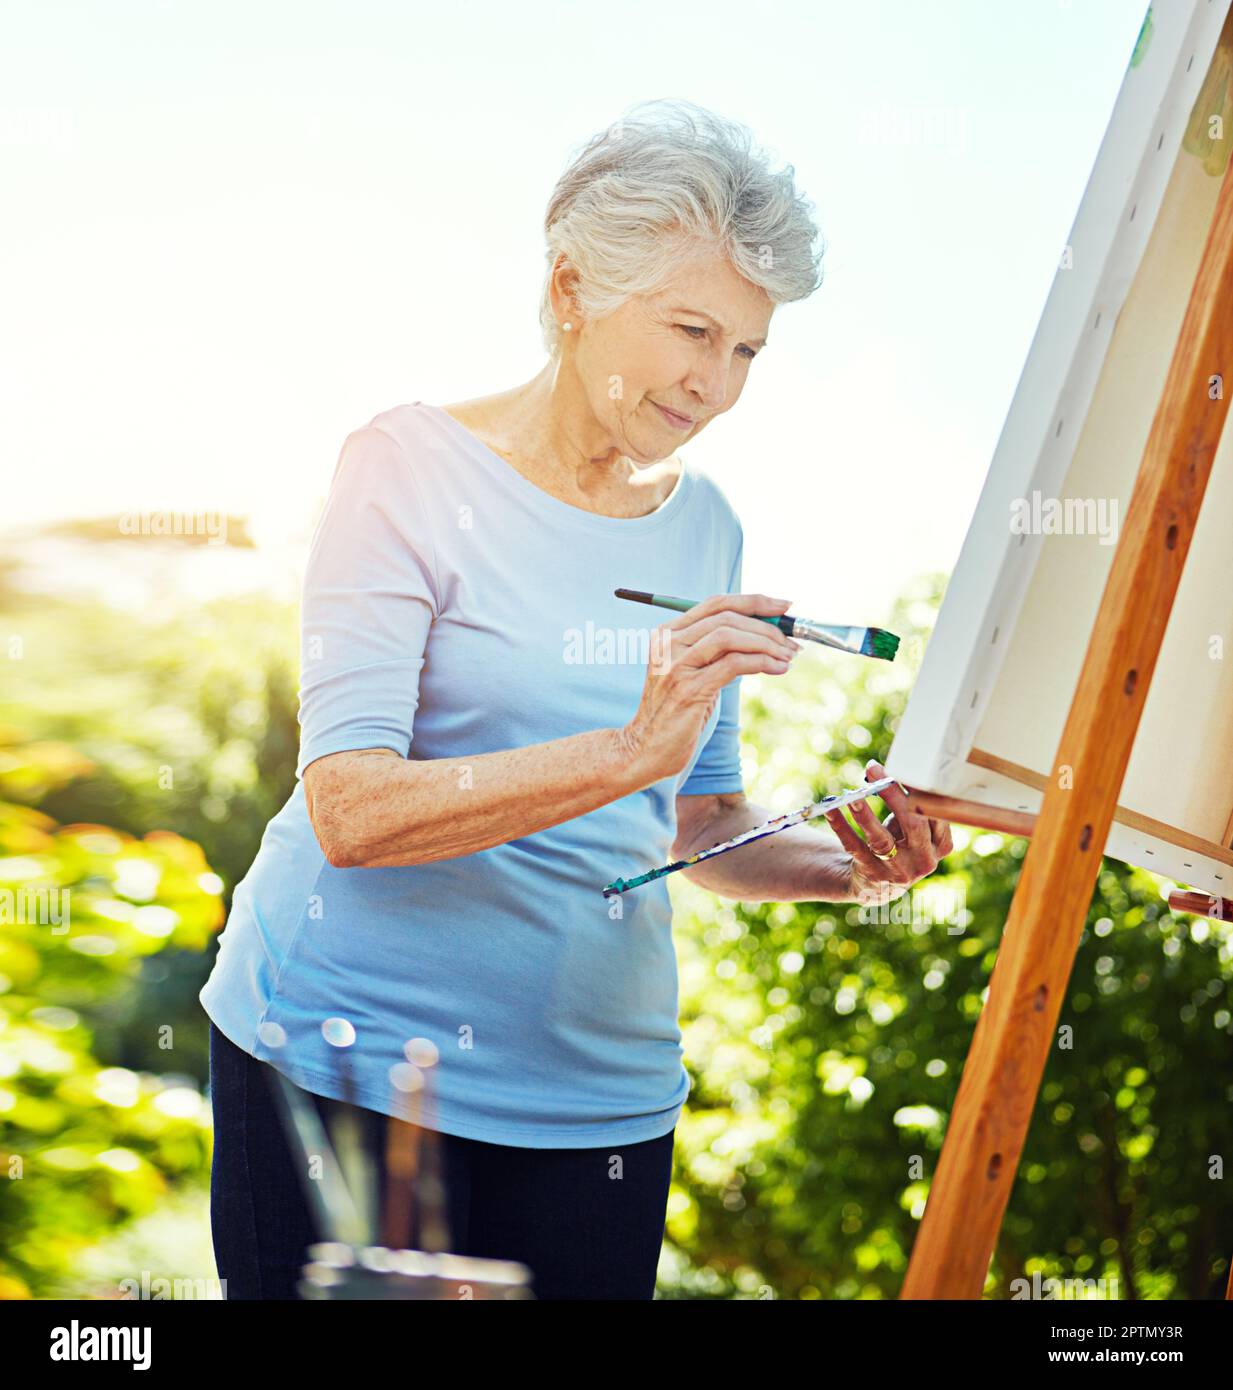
left=0, top=591, right=299, bottom=892
left=665, top=573, right=1233, bottom=1300
left=0, top=591, right=299, bottom=1080
left=0, top=742, right=225, bottom=1297
left=0, top=580, right=294, bottom=1295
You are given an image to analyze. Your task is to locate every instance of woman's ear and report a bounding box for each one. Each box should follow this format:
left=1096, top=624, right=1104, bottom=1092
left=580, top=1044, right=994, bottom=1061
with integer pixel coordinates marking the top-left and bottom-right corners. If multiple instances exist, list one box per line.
left=550, top=254, right=582, bottom=326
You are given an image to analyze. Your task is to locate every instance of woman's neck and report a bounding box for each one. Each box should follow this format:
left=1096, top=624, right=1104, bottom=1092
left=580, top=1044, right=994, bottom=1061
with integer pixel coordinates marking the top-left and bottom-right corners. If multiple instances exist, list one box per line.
left=444, top=364, right=681, bottom=516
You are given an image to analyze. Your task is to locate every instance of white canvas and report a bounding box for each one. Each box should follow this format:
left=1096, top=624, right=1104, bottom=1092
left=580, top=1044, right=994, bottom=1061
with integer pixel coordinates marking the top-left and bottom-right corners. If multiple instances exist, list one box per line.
left=888, top=0, right=1233, bottom=900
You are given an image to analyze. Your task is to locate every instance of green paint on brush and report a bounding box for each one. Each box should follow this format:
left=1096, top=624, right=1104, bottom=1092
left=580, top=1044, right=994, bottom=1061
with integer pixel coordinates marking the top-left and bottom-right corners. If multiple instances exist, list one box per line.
left=863, top=628, right=900, bottom=661
left=614, top=589, right=901, bottom=662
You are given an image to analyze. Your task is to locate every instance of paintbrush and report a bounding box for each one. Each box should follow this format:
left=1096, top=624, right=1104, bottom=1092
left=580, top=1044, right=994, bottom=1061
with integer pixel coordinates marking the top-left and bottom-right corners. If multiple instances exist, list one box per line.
left=602, top=775, right=898, bottom=895
left=405, top=1039, right=451, bottom=1254
left=322, top=1017, right=379, bottom=1243
left=264, top=1067, right=367, bottom=1247
left=382, top=1062, right=423, bottom=1251
left=1167, top=890, right=1233, bottom=922
left=615, top=588, right=899, bottom=661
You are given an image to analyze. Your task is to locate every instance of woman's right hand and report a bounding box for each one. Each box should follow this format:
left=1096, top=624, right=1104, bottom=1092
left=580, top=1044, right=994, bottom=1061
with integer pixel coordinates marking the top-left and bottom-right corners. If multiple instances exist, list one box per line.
left=619, top=593, right=802, bottom=784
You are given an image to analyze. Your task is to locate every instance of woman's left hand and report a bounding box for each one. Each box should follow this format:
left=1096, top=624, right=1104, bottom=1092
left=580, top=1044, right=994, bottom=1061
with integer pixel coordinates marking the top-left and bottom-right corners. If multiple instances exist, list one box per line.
left=823, top=759, right=954, bottom=906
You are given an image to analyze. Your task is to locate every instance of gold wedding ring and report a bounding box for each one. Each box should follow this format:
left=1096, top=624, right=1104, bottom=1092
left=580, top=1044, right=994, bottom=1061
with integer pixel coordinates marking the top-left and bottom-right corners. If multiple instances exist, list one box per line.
left=875, top=842, right=899, bottom=862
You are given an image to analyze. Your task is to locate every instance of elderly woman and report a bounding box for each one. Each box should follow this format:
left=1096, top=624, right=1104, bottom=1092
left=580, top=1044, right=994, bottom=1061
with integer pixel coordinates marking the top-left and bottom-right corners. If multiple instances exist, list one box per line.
left=200, top=98, right=953, bottom=1301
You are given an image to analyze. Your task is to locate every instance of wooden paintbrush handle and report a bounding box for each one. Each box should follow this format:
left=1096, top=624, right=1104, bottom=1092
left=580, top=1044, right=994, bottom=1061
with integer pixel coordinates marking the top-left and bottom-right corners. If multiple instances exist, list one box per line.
left=1167, top=890, right=1233, bottom=922
left=904, top=791, right=1230, bottom=923
left=902, top=786, right=1038, bottom=839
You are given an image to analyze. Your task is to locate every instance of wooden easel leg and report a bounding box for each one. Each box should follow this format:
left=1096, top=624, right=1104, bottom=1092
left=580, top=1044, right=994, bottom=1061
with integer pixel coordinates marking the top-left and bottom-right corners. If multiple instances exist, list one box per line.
left=900, top=153, right=1233, bottom=1299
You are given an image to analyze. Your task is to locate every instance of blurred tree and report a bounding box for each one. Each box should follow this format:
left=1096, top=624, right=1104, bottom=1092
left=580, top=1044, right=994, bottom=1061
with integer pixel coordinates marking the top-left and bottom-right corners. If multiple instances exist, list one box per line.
left=0, top=742, right=225, bottom=1297
left=33, top=517, right=256, bottom=547
left=0, top=593, right=298, bottom=1082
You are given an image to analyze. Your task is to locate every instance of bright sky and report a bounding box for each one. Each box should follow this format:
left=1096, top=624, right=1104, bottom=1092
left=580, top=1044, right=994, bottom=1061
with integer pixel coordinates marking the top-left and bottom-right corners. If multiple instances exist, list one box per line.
left=4, top=0, right=1150, bottom=621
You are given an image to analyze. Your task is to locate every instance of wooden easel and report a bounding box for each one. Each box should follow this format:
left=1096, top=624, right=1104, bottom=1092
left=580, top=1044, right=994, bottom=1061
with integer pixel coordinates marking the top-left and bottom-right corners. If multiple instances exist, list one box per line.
left=889, top=116, right=1233, bottom=1300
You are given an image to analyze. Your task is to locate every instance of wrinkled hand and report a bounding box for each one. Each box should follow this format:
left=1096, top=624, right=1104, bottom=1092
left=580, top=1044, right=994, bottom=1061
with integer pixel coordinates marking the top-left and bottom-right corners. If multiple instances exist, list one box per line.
left=823, top=759, right=954, bottom=906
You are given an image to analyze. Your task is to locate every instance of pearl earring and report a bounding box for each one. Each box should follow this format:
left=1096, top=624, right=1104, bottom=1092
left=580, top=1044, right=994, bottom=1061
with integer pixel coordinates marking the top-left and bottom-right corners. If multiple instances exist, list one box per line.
left=562, top=322, right=572, bottom=332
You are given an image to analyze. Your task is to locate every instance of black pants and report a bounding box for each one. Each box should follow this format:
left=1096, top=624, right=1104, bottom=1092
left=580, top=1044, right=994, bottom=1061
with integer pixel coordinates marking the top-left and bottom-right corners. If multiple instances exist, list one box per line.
left=207, top=1022, right=675, bottom=1300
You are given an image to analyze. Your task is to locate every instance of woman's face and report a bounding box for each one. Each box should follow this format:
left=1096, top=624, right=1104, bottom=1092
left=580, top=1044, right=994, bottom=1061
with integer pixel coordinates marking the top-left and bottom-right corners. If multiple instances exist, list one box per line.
left=571, top=254, right=774, bottom=465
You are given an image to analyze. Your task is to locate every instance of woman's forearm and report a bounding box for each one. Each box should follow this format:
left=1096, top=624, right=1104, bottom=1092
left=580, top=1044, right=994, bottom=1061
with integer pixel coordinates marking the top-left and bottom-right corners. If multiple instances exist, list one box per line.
left=676, top=801, right=855, bottom=903
left=304, top=727, right=646, bottom=869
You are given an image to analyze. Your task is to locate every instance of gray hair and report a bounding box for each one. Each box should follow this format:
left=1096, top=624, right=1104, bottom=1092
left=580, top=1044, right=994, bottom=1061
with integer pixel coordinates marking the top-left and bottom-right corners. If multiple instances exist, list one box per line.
left=538, top=98, right=825, bottom=359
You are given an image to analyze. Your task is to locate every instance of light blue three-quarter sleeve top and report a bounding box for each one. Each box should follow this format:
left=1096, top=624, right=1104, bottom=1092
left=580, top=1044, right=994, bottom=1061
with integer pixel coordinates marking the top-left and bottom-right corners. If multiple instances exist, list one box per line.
left=199, top=401, right=746, bottom=1148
